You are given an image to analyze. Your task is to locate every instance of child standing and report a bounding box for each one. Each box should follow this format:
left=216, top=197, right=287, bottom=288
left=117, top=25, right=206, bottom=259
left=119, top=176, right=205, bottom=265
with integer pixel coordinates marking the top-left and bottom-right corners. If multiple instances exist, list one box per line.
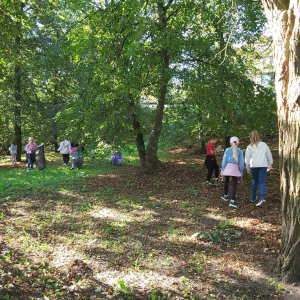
left=205, top=135, right=222, bottom=184
left=221, top=136, right=244, bottom=208
left=9, top=140, right=17, bottom=167
left=25, top=137, right=38, bottom=172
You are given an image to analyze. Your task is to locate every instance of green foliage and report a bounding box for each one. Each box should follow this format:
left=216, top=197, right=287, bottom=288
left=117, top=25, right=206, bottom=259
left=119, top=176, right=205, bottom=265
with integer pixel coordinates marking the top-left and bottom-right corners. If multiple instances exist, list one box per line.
left=198, top=229, right=242, bottom=243
left=0, top=0, right=276, bottom=163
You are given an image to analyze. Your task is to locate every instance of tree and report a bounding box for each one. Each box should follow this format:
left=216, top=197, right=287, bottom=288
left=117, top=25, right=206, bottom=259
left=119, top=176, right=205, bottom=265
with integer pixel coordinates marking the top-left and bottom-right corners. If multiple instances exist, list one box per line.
left=261, top=0, right=300, bottom=283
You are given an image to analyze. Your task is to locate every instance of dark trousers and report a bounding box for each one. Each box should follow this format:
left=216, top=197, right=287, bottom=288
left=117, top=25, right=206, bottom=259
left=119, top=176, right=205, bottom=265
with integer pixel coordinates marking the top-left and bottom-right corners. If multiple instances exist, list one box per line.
left=62, top=154, right=70, bottom=164
left=223, top=176, right=238, bottom=200
left=206, top=157, right=219, bottom=181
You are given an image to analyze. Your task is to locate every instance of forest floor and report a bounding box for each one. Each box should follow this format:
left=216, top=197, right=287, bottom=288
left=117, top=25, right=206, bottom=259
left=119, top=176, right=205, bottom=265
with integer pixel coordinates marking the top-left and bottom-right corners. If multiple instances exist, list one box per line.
left=0, top=139, right=300, bottom=300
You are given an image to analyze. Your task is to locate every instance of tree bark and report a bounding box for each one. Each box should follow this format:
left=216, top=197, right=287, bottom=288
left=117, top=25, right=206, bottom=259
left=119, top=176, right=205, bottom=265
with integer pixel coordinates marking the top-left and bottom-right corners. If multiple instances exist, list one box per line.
left=146, top=2, right=170, bottom=168
left=131, top=102, right=147, bottom=167
left=14, top=2, right=25, bottom=162
left=261, top=0, right=300, bottom=283
left=53, top=76, right=59, bottom=152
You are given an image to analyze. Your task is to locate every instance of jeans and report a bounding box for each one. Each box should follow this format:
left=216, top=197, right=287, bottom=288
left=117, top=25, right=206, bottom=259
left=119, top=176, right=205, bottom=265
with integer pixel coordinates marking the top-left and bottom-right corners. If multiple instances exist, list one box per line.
left=111, top=158, right=122, bottom=165
left=27, top=154, right=33, bottom=170
left=251, top=167, right=268, bottom=200
left=223, top=176, right=238, bottom=200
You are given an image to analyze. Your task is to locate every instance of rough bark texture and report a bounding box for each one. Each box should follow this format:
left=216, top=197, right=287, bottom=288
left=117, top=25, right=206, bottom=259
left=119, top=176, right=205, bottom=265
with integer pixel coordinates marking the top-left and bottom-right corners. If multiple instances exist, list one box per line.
left=146, top=2, right=170, bottom=169
left=14, top=2, right=24, bottom=162
left=132, top=111, right=147, bottom=167
left=53, top=77, right=59, bottom=152
left=261, top=0, right=300, bottom=283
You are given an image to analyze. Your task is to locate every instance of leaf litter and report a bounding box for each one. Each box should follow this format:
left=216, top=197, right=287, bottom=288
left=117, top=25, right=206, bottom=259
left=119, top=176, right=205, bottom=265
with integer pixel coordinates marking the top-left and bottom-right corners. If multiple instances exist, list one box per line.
left=0, top=141, right=299, bottom=299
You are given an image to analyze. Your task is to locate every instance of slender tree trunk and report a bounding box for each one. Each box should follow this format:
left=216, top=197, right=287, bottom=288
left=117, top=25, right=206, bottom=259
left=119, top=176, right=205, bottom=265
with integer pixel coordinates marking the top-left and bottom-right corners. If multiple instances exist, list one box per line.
left=53, top=77, right=59, bottom=152
left=224, top=135, right=230, bottom=148
left=14, top=2, right=24, bottom=162
left=146, top=2, right=170, bottom=168
left=130, top=98, right=147, bottom=167
left=261, top=0, right=300, bottom=283
left=217, top=30, right=230, bottom=148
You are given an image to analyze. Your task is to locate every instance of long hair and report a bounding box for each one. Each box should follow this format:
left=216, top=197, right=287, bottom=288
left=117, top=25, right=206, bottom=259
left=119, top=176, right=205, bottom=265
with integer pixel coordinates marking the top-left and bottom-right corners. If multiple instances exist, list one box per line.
left=12, top=139, right=16, bottom=145
left=232, top=143, right=238, bottom=163
left=249, top=131, right=260, bottom=147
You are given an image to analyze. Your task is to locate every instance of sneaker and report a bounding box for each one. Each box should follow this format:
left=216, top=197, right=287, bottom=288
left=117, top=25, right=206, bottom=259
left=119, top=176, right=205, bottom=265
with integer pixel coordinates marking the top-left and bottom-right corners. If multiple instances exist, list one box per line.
left=251, top=196, right=259, bottom=203
left=31, top=169, right=33, bottom=172
left=221, top=194, right=229, bottom=201
left=206, top=181, right=214, bottom=185
left=27, top=168, right=29, bottom=173
left=63, top=163, right=66, bottom=166
left=256, top=199, right=266, bottom=207
left=215, top=178, right=221, bottom=182
left=229, top=200, right=238, bottom=208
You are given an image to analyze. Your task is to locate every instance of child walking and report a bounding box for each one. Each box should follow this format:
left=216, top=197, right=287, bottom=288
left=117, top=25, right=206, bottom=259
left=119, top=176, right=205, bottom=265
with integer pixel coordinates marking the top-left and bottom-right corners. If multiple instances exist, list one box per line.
left=9, top=140, right=17, bottom=167
left=221, top=136, right=244, bottom=208
left=25, top=137, right=38, bottom=172
left=205, top=135, right=222, bottom=184
left=57, top=137, right=72, bottom=166
left=245, top=131, right=273, bottom=207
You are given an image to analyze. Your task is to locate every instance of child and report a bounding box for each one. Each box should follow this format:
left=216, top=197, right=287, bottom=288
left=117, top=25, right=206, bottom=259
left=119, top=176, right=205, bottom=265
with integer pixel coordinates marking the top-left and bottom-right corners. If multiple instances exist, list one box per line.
left=9, top=139, right=17, bottom=167
left=221, top=136, right=244, bottom=208
left=205, top=135, right=222, bottom=184
left=25, top=137, right=38, bottom=172
left=71, top=141, right=84, bottom=169
left=57, top=137, right=72, bottom=166
left=245, top=131, right=273, bottom=207
left=111, top=150, right=123, bottom=166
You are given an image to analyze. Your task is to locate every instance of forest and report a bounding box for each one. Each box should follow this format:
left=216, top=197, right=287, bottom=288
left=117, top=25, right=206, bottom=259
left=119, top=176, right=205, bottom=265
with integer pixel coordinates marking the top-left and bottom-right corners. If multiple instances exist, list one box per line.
left=0, top=0, right=300, bottom=299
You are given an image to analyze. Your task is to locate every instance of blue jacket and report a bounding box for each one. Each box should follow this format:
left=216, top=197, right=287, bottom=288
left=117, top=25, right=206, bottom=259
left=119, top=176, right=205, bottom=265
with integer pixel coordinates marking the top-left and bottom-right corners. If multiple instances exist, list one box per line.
left=221, top=146, right=244, bottom=174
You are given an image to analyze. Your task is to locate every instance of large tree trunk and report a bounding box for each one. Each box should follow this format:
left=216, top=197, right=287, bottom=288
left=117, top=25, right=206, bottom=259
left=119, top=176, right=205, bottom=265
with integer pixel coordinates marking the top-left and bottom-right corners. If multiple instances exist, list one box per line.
left=146, top=2, right=170, bottom=169
left=14, top=2, right=24, bottom=162
left=261, top=0, right=300, bottom=283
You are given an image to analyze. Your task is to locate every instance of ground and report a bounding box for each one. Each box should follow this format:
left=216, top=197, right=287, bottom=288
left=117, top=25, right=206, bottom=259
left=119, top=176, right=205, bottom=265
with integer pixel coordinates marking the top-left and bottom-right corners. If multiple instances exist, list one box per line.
left=0, top=140, right=300, bottom=300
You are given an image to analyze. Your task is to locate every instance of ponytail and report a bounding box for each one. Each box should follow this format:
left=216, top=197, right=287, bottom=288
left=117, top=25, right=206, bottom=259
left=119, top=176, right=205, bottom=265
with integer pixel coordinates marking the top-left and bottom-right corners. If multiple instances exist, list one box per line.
left=232, top=143, right=238, bottom=163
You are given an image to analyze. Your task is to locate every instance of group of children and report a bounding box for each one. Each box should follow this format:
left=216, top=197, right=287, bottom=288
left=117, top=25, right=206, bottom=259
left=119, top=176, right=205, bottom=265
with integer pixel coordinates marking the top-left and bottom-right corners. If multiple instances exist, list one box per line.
left=8, top=136, right=123, bottom=171
left=8, top=132, right=272, bottom=203
left=205, top=131, right=273, bottom=209
left=57, top=137, right=83, bottom=169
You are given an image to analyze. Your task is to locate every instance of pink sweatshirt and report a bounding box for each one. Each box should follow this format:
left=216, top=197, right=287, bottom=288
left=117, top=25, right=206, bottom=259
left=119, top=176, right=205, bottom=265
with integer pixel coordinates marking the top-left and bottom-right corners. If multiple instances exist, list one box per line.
left=25, top=143, right=38, bottom=154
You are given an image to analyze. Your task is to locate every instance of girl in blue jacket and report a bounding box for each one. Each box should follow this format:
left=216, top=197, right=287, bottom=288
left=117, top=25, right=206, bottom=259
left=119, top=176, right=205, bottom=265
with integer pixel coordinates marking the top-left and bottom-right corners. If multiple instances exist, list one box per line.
left=221, top=136, right=244, bottom=208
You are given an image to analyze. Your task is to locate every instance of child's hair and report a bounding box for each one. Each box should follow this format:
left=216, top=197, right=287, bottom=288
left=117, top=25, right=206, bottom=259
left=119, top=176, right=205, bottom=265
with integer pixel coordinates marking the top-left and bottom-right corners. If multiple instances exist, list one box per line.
left=29, top=137, right=34, bottom=143
left=12, top=139, right=16, bottom=145
left=64, top=137, right=68, bottom=140
left=249, top=131, right=260, bottom=147
left=209, top=134, right=218, bottom=141
left=232, top=143, right=238, bottom=163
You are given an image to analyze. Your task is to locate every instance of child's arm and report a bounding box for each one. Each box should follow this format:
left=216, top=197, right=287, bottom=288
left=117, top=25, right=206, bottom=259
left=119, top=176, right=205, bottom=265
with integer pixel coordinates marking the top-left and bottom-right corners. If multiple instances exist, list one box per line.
left=238, top=150, right=244, bottom=174
left=221, top=149, right=228, bottom=171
